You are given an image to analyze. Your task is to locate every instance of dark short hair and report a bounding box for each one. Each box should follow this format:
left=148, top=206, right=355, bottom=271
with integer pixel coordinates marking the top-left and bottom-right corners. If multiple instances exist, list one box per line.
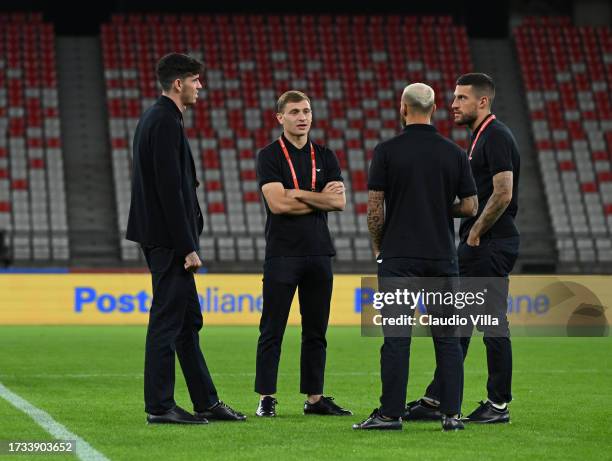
left=456, top=73, right=495, bottom=104
left=156, top=53, right=204, bottom=91
left=276, top=90, right=311, bottom=113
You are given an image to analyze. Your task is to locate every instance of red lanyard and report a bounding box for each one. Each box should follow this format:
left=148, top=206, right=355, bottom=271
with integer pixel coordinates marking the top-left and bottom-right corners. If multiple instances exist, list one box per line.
left=278, top=137, right=316, bottom=191
left=468, top=114, right=496, bottom=160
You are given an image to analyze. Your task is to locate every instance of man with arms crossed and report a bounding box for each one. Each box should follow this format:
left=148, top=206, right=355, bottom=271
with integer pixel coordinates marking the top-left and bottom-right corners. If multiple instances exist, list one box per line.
left=406, top=73, right=521, bottom=424
left=353, top=83, right=478, bottom=431
left=254, top=90, right=352, bottom=418
left=127, top=53, right=245, bottom=424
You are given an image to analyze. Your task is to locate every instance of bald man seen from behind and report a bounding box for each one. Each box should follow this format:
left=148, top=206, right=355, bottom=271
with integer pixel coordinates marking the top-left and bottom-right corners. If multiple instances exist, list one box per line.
left=352, top=83, right=478, bottom=432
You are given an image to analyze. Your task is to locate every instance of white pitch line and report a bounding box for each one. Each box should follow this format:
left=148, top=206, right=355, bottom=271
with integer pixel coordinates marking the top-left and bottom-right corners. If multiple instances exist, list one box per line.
left=0, top=382, right=109, bottom=461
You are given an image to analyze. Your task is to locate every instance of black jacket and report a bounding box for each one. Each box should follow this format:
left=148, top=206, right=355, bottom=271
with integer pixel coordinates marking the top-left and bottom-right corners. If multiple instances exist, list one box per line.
left=126, top=96, right=203, bottom=258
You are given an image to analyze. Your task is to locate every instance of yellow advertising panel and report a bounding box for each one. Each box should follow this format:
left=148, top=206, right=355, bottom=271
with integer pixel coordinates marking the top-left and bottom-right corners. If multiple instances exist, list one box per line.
left=0, top=274, right=610, bottom=330
left=0, top=274, right=358, bottom=325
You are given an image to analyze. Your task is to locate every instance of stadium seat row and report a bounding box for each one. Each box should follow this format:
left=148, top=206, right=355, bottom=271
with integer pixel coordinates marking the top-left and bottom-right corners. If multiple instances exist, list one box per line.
left=101, top=14, right=473, bottom=261
left=0, top=13, right=69, bottom=261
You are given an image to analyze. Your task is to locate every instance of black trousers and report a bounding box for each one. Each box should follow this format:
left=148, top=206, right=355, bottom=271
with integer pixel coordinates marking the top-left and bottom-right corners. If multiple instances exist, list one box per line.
left=255, top=255, right=333, bottom=395
left=143, top=246, right=218, bottom=414
left=378, top=257, right=463, bottom=418
left=425, top=235, right=520, bottom=404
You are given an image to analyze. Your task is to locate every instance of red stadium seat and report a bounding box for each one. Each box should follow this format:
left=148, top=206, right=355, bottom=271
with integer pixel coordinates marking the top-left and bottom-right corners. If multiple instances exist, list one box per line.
left=208, top=202, right=226, bottom=214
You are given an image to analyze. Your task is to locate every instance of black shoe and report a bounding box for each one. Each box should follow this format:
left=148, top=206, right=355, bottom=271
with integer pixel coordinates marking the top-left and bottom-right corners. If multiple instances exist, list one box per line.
left=403, top=399, right=442, bottom=421
left=146, top=406, right=208, bottom=425
left=304, top=396, right=353, bottom=416
left=195, top=401, right=246, bottom=421
left=352, top=409, right=402, bottom=430
left=256, top=396, right=277, bottom=417
left=442, top=415, right=465, bottom=431
left=464, top=401, right=510, bottom=424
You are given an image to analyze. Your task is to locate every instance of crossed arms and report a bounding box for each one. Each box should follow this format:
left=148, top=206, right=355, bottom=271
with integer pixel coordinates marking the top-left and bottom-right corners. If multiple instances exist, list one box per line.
left=261, top=181, right=346, bottom=215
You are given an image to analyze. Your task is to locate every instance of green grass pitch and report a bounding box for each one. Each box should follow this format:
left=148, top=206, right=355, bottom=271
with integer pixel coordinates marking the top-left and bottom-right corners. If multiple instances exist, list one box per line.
left=0, top=326, right=610, bottom=460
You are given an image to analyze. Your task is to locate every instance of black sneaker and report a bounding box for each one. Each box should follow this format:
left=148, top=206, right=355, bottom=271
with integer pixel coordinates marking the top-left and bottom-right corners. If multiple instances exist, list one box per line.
left=304, top=396, right=352, bottom=416
left=256, top=396, right=277, bottom=417
left=195, top=401, right=246, bottom=421
left=441, top=415, right=465, bottom=431
left=403, top=399, right=442, bottom=421
left=464, top=401, right=510, bottom=424
left=352, top=408, right=402, bottom=430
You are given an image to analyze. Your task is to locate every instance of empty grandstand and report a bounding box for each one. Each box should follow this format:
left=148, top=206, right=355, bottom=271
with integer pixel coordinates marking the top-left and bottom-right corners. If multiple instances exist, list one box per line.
left=515, top=17, right=612, bottom=268
left=0, top=6, right=610, bottom=273
left=101, top=14, right=472, bottom=268
left=0, top=12, right=69, bottom=262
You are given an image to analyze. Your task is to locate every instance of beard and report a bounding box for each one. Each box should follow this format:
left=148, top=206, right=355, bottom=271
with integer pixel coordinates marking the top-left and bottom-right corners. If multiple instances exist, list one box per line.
left=455, top=111, right=477, bottom=127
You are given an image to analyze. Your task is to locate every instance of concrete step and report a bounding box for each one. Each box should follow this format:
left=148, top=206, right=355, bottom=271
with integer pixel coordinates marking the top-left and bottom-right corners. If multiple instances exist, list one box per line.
left=56, top=36, right=120, bottom=264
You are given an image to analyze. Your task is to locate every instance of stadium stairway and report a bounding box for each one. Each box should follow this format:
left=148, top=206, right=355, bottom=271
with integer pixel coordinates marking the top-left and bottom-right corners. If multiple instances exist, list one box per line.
left=469, top=38, right=557, bottom=272
left=56, top=37, right=120, bottom=265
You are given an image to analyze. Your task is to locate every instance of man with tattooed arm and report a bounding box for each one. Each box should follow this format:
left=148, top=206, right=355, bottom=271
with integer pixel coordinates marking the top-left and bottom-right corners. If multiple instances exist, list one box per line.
left=353, top=83, right=478, bottom=432
left=406, top=73, right=521, bottom=425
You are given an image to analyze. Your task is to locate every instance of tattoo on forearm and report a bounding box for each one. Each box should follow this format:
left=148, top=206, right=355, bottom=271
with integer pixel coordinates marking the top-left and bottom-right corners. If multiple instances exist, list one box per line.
left=452, top=196, right=477, bottom=218
left=472, top=172, right=512, bottom=236
left=367, top=191, right=385, bottom=254
left=473, top=197, right=507, bottom=232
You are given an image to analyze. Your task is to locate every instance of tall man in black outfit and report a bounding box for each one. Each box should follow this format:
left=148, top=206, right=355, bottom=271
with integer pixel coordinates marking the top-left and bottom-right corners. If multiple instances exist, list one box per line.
left=126, top=53, right=245, bottom=425
left=254, top=90, right=352, bottom=418
left=406, top=73, right=521, bottom=424
left=353, top=83, right=478, bottom=431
